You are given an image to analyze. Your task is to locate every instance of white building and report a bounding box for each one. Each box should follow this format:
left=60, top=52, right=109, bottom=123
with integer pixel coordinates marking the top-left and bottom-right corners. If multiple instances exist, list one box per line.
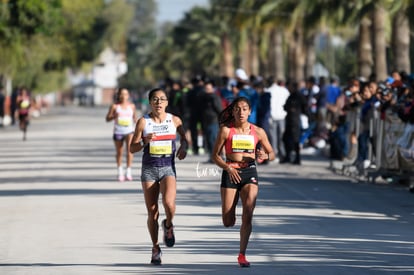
left=71, top=47, right=127, bottom=106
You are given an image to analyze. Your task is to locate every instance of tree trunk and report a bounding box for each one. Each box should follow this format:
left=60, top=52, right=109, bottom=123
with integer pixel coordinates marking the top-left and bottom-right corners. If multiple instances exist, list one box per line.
left=250, top=32, right=259, bottom=77
left=294, top=27, right=305, bottom=82
left=327, top=32, right=336, bottom=77
left=238, top=29, right=249, bottom=75
left=287, top=27, right=305, bottom=83
left=259, top=29, right=270, bottom=78
left=263, top=29, right=276, bottom=77
left=221, top=32, right=234, bottom=77
left=372, top=5, right=387, bottom=81
left=287, top=35, right=296, bottom=82
left=270, top=28, right=285, bottom=82
left=304, top=32, right=316, bottom=79
left=392, top=9, right=410, bottom=73
left=358, top=16, right=373, bottom=80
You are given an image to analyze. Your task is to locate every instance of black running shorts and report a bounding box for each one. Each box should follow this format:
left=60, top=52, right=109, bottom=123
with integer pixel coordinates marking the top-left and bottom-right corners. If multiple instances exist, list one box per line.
left=221, top=166, right=258, bottom=190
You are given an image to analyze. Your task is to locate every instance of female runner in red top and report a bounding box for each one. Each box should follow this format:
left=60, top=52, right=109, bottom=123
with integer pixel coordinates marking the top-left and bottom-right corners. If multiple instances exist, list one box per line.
left=212, top=96, right=275, bottom=267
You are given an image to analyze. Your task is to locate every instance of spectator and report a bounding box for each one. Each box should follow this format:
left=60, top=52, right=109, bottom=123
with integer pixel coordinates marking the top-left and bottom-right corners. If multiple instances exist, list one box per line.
left=187, top=75, right=204, bottom=155
left=356, top=82, right=379, bottom=167
left=328, top=79, right=361, bottom=160
left=199, top=80, right=223, bottom=163
left=326, top=77, right=342, bottom=129
left=166, top=80, right=186, bottom=119
left=299, top=76, right=320, bottom=147
left=267, top=76, right=290, bottom=161
left=217, top=75, right=233, bottom=108
left=235, top=68, right=259, bottom=124
left=255, top=79, right=272, bottom=165
left=316, top=76, right=328, bottom=137
left=281, top=82, right=308, bottom=165
left=10, top=88, right=19, bottom=125
left=231, top=80, right=241, bottom=99
left=255, top=79, right=272, bottom=148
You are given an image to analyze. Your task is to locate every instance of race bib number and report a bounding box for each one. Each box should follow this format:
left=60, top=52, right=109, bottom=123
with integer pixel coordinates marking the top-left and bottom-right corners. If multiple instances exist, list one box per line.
left=117, top=117, right=132, bottom=127
left=232, top=135, right=255, bottom=153
left=150, top=140, right=172, bottom=155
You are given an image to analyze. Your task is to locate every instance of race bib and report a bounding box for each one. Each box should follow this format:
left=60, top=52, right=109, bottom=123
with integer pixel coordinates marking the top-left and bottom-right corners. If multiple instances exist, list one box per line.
left=149, top=140, right=172, bottom=155
left=232, top=134, right=255, bottom=153
left=117, top=117, right=132, bottom=127
left=20, top=100, right=30, bottom=109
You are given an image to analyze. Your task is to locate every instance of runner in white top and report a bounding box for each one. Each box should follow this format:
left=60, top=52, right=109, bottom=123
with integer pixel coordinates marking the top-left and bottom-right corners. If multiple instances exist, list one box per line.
left=106, top=88, right=137, bottom=181
left=130, top=88, right=188, bottom=265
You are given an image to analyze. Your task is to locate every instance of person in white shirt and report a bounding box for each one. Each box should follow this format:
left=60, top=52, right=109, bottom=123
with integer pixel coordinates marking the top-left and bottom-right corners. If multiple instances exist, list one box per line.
left=266, top=77, right=290, bottom=161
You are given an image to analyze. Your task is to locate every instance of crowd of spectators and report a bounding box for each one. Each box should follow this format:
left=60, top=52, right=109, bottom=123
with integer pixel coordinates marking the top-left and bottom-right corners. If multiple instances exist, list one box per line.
left=149, top=69, right=414, bottom=169
left=327, top=71, right=414, bottom=168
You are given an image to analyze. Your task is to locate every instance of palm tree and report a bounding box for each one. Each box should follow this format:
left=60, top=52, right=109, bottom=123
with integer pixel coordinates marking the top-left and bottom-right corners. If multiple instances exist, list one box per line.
left=249, top=0, right=303, bottom=81
left=338, top=0, right=388, bottom=80
left=255, top=1, right=288, bottom=81
left=316, top=0, right=373, bottom=80
left=285, top=1, right=317, bottom=82
left=170, top=3, right=239, bottom=78
left=269, top=28, right=285, bottom=81
left=227, top=0, right=252, bottom=74
left=266, top=0, right=333, bottom=82
left=390, top=0, right=412, bottom=73
left=211, top=0, right=238, bottom=77
left=372, top=2, right=387, bottom=81
left=359, top=16, right=373, bottom=79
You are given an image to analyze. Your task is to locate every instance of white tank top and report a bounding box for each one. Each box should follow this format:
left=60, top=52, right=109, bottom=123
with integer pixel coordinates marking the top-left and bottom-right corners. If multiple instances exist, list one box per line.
left=114, top=104, right=135, bottom=135
left=142, top=113, right=176, bottom=163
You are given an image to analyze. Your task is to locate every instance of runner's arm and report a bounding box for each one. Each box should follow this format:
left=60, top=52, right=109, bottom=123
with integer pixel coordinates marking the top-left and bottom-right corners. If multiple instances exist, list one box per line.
left=130, top=117, right=147, bottom=153
left=255, top=126, right=276, bottom=161
left=212, top=126, right=229, bottom=170
left=105, top=104, right=116, bottom=122
left=131, top=104, right=138, bottom=123
left=173, top=115, right=188, bottom=160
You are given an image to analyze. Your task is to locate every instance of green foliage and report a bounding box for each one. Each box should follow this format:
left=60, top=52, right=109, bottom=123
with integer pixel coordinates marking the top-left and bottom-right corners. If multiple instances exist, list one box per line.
left=35, top=70, right=68, bottom=92
left=120, top=0, right=158, bottom=90
left=59, top=0, right=107, bottom=66
left=1, top=0, right=414, bottom=95
left=101, top=0, right=134, bottom=52
left=316, top=43, right=358, bottom=83
left=5, top=0, right=62, bottom=38
left=0, top=0, right=133, bottom=94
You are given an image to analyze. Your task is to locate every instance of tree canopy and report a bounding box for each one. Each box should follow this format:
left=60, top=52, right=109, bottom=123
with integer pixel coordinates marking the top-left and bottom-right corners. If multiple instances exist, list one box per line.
left=1, top=0, right=414, bottom=94
left=0, top=0, right=134, bottom=93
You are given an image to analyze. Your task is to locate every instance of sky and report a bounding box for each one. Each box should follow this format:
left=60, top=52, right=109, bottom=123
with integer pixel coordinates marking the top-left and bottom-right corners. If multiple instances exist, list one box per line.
left=155, top=0, right=209, bottom=23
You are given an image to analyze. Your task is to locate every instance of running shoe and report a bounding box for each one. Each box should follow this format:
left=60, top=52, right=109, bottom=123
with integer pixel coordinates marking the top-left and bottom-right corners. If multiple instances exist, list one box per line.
left=118, top=175, right=125, bottom=182
left=238, top=253, right=250, bottom=267
left=162, top=219, right=175, bottom=247
left=126, top=168, right=133, bottom=181
left=150, top=246, right=162, bottom=265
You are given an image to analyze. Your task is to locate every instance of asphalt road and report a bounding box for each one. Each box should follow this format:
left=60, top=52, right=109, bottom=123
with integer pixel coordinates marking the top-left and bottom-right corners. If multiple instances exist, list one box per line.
left=1, top=106, right=413, bottom=275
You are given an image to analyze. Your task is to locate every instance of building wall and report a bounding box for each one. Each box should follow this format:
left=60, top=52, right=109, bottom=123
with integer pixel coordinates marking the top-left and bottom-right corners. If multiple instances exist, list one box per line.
left=101, top=88, right=115, bottom=105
